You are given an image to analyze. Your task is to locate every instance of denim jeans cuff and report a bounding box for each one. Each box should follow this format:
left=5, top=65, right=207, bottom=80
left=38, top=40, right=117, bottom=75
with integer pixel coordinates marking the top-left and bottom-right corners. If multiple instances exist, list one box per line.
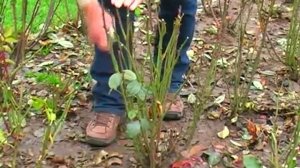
left=93, top=107, right=125, bottom=117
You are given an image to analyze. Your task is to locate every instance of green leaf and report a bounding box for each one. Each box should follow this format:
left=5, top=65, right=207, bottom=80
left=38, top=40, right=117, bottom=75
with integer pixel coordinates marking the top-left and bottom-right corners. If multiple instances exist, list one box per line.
left=34, top=72, right=62, bottom=86
left=21, top=118, right=27, bottom=128
left=204, top=151, right=222, bottom=166
left=57, top=39, right=74, bottom=48
left=126, top=121, right=141, bottom=138
left=243, top=155, right=262, bottom=168
left=0, top=45, right=12, bottom=52
left=214, top=94, right=225, bottom=104
left=205, top=25, right=218, bottom=35
left=242, top=129, right=253, bottom=140
left=128, top=109, right=138, bottom=120
left=217, top=58, right=229, bottom=68
left=30, top=97, right=45, bottom=110
left=140, top=118, right=150, bottom=131
left=137, top=89, right=146, bottom=100
left=217, top=126, right=230, bottom=139
left=252, top=81, right=263, bottom=90
left=0, top=129, right=7, bottom=145
left=187, top=93, right=196, bottom=104
left=123, top=70, right=137, bottom=81
left=48, top=113, right=56, bottom=122
left=5, top=37, right=18, bottom=43
left=108, top=73, right=122, bottom=90
left=134, top=7, right=142, bottom=17
left=5, top=58, right=15, bottom=65
left=4, top=27, right=13, bottom=37
left=126, top=80, right=142, bottom=96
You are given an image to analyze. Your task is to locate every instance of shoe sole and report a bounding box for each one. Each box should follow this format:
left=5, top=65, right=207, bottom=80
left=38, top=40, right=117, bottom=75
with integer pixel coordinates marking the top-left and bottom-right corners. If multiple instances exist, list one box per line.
left=85, top=135, right=116, bottom=147
left=164, top=111, right=183, bottom=120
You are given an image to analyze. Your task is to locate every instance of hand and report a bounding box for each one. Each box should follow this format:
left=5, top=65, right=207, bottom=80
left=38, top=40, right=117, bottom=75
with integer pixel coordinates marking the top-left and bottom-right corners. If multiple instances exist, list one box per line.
left=111, top=0, right=142, bottom=10
left=81, top=0, right=113, bottom=51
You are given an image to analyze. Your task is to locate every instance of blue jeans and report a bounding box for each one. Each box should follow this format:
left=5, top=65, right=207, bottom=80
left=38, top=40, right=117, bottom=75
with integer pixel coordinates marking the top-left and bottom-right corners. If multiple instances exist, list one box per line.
left=90, top=0, right=197, bottom=116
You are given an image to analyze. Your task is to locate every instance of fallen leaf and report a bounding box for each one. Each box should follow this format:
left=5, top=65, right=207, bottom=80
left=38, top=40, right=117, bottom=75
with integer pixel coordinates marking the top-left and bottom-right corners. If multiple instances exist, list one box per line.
left=212, top=143, right=226, bottom=150
left=259, top=70, right=275, bottom=76
left=50, top=156, right=67, bottom=164
left=230, top=140, right=243, bottom=147
left=106, top=157, right=123, bottom=166
left=217, top=126, right=230, bottom=139
left=207, top=111, right=222, bottom=120
left=129, top=157, right=137, bottom=164
left=246, top=120, right=258, bottom=140
left=170, top=156, right=205, bottom=168
left=246, top=29, right=256, bottom=35
left=33, top=128, right=44, bottom=138
left=205, top=25, right=218, bottom=35
left=276, top=38, right=287, bottom=49
left=108, top=152, right=123, bottom=159
left=187, top=93, right=197, bottom=104
left=231, top=116, right=238, bottom=123
left=242, top=130, right=253, bottom=140
left=214, top=94, right=225, bottom=105
left=93, top=150, right=109, bottom=165
left=38, top=60, right=54, bottom=67
left=181, top=144, right=207, bottom=158
left=242, top=150, right=250, bottom=155
left=252, top=80, right=263, bottom=90
left=217, top=58, right=229, bottom=68
left=57, top=39, right=74, bottom=49
left=187, top=50, right=196, bottom=61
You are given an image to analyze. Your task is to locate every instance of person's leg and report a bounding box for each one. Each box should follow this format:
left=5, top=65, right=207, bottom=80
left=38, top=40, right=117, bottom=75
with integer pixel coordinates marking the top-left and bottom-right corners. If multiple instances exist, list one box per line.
left=86, top=1, right=132, bottom=146
left=157, top=0, right=197, bottom=119
left=157, top=0, right=197, bottom=92
left=170, top=0, right=197, bottom=93
left=91, top=1, right=132, bottom=117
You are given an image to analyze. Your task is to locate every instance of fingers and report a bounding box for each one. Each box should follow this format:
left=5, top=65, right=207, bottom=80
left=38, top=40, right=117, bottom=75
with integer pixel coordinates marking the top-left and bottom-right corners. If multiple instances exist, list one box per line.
left=129, top=0, right=142, bottom=10
left=111, top=0, right=141, bottom=10
left=103, top=11, right=114, bottom=30
left=123, top=0, right=134, bottom=7
left=111, top=0, right=125, bottom=8
left=96, top=37, right=109, bottom=51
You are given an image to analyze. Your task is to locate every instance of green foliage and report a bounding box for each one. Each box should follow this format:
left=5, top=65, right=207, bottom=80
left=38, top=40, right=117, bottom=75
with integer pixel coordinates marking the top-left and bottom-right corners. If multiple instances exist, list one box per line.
left=107, top=9, right=183, bottom=167
left=127, top=80, right=142, bottom=96
left=134, top=7, right=142, bottom=17
left=3, top=0, right=78, bottom=32
left=35, top=73, right=62, bottom=86
left=203, top=151, right=222, bottom=166
left=128, top=109, right=138, bottom=120
left=126, top=121, right=141, bottom=139
left=0, top=129, right=8, bottom=146
left=243, top=155, right=263, bottom=168
left=0, top=27, right=18, bottom=53
left=123, top=69, right=137, bottom=81
left=285, top=0, right=300, bottom=80
left=284, top=109, right=300, bottom=168
left=108, top=73, right=122, bottom=91
left=26, top=72, right=63, bottom=87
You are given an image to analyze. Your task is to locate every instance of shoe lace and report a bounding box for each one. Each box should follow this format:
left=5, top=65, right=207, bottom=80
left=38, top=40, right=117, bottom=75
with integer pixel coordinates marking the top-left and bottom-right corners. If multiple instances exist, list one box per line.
left=166, top=95, right=181, bottom=108
left=94, top=114, right=113, bottom=128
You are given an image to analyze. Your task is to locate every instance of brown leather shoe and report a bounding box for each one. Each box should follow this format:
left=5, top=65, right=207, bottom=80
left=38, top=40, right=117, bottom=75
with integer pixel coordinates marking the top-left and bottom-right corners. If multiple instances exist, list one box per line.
left=164, top=93, right=184, bottom=120
left=86, top=113, right=120, bottom=146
